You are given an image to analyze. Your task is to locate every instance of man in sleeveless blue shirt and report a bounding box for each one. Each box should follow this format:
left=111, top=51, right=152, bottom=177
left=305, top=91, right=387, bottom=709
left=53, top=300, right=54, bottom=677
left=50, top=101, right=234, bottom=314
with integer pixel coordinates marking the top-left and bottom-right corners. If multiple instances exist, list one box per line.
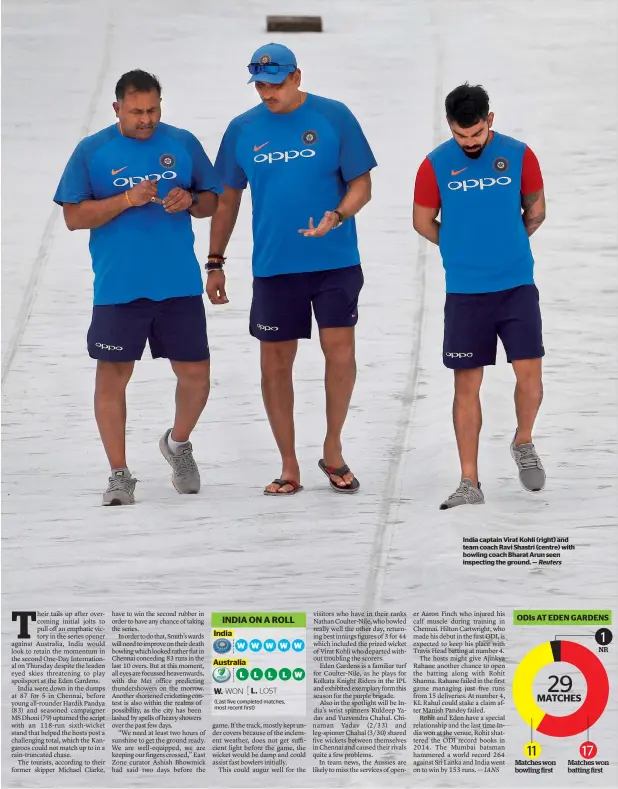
left=413, top=84, right=547, bottom=509
left=54, top=70, right=222, bottom=505
left=209, top=44, right=377, bottom=496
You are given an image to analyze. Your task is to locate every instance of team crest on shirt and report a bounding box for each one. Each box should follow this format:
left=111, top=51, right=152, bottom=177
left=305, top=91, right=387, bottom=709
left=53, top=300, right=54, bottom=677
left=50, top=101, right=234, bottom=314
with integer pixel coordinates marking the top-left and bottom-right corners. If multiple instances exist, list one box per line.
left=493, top=157, right=509, bottom=173
left=160, top=153, right=175, bottom=169
left=302, top=130, right=318, bottom=145
left=259, top=54, right=271, bottom=64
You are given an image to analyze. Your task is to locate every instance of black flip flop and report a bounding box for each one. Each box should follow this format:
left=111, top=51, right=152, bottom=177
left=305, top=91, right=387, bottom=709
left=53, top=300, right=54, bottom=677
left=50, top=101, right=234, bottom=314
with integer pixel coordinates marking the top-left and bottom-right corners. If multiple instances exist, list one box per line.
left=264, top=478, right=304, bottom=496
left=318, top=459, right=360, bottom=493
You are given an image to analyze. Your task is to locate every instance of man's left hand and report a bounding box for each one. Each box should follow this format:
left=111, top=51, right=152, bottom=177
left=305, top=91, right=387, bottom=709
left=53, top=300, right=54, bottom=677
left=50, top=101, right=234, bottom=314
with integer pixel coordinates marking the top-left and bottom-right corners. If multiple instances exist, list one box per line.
left=298, top=211, right=340, bottom=237
left=163, top=187, right=194, bottom=213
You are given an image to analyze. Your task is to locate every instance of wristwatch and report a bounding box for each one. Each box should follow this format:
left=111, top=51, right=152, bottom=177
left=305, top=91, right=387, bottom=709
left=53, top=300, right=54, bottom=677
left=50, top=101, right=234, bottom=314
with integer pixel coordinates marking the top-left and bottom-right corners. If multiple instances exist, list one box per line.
left=333, top=209, right=345, bottom=227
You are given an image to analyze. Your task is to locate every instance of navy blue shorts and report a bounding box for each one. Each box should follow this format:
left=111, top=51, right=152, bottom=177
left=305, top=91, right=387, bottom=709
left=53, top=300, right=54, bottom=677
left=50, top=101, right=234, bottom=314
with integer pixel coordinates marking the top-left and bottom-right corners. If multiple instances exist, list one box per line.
left=87, top=296, right=209, bottom=362
left=443, top=284, right=544, bottom=369
left=250, top=265, right=364, bottom=342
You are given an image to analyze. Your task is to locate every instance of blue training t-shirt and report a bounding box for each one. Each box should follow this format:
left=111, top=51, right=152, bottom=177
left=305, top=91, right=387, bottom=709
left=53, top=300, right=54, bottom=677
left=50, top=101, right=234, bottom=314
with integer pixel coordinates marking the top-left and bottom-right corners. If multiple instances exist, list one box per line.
left=54, top=122, right=222, bottom=305
left=426, top=132, right=535, bottom=294
left=214, top=94, right=377, bottom=277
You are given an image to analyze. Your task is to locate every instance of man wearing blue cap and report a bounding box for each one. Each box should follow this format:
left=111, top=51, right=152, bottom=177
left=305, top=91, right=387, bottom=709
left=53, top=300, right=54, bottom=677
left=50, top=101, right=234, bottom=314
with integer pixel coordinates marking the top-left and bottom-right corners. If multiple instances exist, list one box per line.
left=208, top=43, right=376, bottom=496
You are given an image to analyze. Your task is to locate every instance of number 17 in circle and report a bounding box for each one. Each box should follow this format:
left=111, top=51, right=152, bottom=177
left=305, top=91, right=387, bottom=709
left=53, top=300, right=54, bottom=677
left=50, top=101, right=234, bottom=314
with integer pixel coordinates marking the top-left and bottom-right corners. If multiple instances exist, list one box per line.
left=580, top=741, right=598, bottom=760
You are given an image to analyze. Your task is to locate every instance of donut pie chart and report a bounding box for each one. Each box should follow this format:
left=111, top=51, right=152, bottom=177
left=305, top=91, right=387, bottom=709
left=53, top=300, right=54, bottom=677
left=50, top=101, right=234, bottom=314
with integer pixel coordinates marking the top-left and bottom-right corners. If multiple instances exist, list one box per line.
left=513, top=640, right=609, bottom=737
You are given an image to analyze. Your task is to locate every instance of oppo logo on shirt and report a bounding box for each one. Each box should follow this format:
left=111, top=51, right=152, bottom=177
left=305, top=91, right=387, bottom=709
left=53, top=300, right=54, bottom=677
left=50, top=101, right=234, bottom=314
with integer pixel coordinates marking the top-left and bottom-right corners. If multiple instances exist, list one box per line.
left=254, top=150, right=316, bottom=164
left=448, top=176, right=512, bottom=192
left=113, top=171, right=178, bottom=187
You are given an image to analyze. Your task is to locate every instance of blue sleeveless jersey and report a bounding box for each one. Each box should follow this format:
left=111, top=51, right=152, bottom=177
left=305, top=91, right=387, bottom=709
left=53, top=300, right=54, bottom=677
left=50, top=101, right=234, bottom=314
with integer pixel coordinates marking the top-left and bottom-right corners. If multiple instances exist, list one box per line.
left=428, top=132, right=535, bottom=293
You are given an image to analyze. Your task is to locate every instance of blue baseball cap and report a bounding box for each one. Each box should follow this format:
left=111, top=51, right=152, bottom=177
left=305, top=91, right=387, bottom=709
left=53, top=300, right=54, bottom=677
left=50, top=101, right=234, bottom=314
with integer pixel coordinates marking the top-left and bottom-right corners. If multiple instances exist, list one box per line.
left=247, top=43, right=297, bottom=84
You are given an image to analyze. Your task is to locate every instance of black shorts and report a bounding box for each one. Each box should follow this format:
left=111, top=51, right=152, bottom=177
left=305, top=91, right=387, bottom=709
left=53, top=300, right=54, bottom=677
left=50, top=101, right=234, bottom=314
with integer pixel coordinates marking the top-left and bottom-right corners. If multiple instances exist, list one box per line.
left=443, top=284, right=544, bottom=369
left=87, top=296, right=209, bottom=362
left=250, top=265, right=364, bottom=342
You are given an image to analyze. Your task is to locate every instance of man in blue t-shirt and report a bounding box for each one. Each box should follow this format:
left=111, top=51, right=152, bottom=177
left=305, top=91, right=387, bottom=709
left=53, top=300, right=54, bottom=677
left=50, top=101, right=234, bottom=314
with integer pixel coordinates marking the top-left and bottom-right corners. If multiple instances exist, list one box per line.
left=413, top=84, right=547, bottom=509
left=54, top=70, right=222, bottom=505
left=208, top=43, right=377, bottom=496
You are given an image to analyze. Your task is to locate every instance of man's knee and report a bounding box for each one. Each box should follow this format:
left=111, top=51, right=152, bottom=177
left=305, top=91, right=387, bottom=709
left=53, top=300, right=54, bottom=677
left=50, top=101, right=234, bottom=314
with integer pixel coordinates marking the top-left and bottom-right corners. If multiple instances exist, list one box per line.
left=324, top=344, right=355, bottom=366
left=320, top=328, right=355, bottom=364
left=260, top=341, right=297, bottom=377
left=517, top=375, right=544, bottom=402
left=96, top=360, right=134, bottom=391
left=171, top=360, right=211, bottom=390
left=517, top=373, right=543, bottom=391
left=513, top=359, right=543, bottom=394
left=454, top=368, right=483, bottom=399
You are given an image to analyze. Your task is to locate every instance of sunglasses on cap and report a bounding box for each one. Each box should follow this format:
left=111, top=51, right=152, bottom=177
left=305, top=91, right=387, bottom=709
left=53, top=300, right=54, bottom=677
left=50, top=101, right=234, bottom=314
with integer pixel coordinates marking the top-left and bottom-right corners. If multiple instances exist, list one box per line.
left=247, top=62, right=297, bottom=75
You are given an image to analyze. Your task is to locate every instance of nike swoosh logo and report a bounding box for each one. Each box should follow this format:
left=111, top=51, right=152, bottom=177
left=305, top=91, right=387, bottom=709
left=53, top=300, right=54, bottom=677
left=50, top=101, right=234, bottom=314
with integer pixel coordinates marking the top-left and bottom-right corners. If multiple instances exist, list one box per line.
left=111, top=167, right=127, bottom=175
left=451, top=168, right=467, bottom=176
left=253, top=142, right=269, bottom=152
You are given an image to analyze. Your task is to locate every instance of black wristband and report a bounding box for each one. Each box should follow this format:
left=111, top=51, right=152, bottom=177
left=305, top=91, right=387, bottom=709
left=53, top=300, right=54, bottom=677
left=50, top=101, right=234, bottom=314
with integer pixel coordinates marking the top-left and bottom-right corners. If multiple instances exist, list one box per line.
left=206, top=261, right=224, bottom=272
left=333, top=209, right=345, bottom=226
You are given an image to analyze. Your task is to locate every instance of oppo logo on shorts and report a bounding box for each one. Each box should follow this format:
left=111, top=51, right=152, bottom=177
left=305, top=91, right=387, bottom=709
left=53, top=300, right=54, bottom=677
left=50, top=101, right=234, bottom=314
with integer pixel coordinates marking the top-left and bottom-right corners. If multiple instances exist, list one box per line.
left=446, top=352, right=473, bottom=358
left=96, top=342, right=123, bottom=351
left=113, top=171, right=177, bottom=188
left=254, top=150, right=316, bottom=164
left=448, top=176, right=512, bottom=191
left=256, top=324, right=279, bottom=331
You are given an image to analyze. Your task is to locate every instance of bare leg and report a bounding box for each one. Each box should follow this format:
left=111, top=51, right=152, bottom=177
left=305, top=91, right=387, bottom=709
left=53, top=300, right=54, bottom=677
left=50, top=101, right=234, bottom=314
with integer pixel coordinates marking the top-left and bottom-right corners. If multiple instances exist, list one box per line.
left=94, top=361, right=135, bottom=469
left=512, top=358, right=543, bottom=444
left=169, top=360, right=211, bottom=442
left=319, top=327, right=357, bottom=487
left=453, top=367, right=484, bottom=486
left=260, top=340, right=299, bottom=493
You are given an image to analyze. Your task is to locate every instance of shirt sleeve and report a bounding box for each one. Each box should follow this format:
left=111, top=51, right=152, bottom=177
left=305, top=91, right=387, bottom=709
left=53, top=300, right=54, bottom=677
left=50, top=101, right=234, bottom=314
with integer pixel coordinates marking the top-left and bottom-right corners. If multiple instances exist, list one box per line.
left=521, top=146, right=543, bottom=195
left=185, top=133, right=224, bottom=194
left=214, top=122, right=248, bottom=190
left=414, top=157, right=441, bottom=209
left=337, top=105, right=377, bottom=182
left=53, top=141, right=94, bottom=205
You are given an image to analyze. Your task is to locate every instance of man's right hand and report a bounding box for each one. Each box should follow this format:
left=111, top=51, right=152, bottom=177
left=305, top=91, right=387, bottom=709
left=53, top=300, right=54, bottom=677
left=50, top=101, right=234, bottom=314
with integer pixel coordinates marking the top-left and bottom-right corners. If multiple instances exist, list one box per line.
left=127, top=180, right=159, bottom=207
left=206, top=270, right=229, bottom=305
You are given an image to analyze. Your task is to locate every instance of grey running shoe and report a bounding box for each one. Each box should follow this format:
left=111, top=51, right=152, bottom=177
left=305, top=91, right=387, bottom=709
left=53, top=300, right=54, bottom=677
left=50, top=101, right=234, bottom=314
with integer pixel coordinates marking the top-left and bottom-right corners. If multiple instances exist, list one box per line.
left=440, top=478, right=485, bottom=510
left=510, top=433, right=546, bottom=492
left=159, top=429, right=201, bottom=494
left=102, top=468, right=137, bottom=506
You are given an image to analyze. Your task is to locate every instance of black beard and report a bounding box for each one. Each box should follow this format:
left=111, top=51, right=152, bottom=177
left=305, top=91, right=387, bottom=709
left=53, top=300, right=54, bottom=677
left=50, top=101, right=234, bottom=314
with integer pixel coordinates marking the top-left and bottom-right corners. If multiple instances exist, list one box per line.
left=462, top=133, right=491, bottom=159
left=463, top=146, right=483, bottom=159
